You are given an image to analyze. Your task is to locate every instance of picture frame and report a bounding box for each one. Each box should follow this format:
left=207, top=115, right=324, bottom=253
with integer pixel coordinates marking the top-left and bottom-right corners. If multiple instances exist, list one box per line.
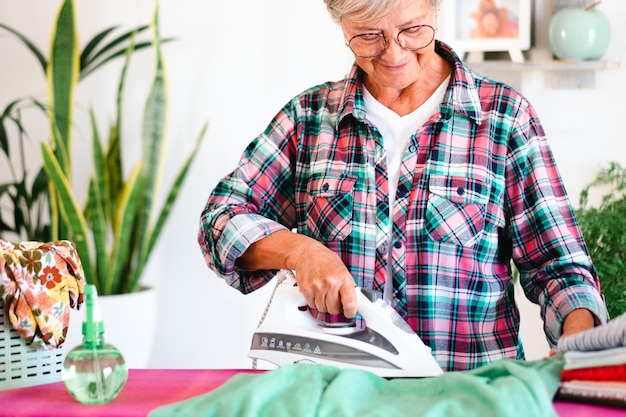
left=438, top=0, right=532, bottom=63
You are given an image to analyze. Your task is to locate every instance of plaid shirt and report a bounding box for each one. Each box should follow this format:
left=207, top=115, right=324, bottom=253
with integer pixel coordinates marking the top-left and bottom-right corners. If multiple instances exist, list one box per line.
left=198, top=41, right=608, bottom=371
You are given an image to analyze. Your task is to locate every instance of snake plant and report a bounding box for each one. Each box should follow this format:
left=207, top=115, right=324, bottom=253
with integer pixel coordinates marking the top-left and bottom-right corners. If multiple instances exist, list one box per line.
left=0, top=0, right=169, bottom=242
left=39, top=0, right=207, bottom=295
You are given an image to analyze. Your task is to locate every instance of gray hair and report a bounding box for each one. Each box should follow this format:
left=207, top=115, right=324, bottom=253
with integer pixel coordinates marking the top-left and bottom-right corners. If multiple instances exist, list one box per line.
left=323, top=0, right=441, bottom=24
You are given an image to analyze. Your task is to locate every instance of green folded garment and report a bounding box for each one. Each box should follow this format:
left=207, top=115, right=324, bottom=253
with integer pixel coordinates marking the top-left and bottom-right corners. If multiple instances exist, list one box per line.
left=149, top=357, right=564, bottom=417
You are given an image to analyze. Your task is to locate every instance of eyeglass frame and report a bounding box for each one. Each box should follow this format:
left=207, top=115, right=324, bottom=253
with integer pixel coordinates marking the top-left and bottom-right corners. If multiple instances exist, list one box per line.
left=345, top=24, right=437, bottom=58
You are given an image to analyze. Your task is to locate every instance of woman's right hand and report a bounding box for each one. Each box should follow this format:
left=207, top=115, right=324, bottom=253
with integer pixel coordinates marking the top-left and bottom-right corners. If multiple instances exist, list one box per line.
left=236, top=230, right=357, bottom=318
left=289, top=241, right=357, bottom=318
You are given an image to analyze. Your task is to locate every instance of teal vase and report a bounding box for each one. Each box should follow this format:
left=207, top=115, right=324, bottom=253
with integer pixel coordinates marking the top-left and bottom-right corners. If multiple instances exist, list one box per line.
left=548, top=7, right=611, bottom=61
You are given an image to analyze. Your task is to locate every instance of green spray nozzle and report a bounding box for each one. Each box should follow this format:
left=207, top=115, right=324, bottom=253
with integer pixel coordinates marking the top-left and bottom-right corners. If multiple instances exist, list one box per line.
left=82, top=284, right=105, bottom=348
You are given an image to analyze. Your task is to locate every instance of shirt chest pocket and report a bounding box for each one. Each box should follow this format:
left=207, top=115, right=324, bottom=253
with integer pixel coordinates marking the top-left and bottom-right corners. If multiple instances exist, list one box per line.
left=306, top=175, right=357, bottom=241
left=425, top=175, right=490, bottom=247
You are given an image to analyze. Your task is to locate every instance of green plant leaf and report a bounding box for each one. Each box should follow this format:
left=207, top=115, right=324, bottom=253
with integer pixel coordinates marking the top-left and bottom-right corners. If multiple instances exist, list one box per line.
left=0, top=23, right=47, bottom=75
left=47, top=0, right=79, bottom=161
left=132, top=122, right=208, bottom=290
left=0, top=99, right=31, bottom=161
left=31, top=167, right=49, bottom=206
left=134, top=4, right=168, bottom=284
left=106, top=30, right=138, bottom=219
left=106, top=124, right=122, bottom=223
left=78, top=22, right=175, bottom=81
left=41, top=142, right=95, bottom=284
left=8, top=188, right=26, bottom=238
left=84, top=25, right=148, bottom=63
left=47, top=123, right=73, bottom=239
left=0, top=115, right=9, bottom=159
left=30, top=167, right=50, bottom=241
left=79, top=26, right=120, bottom=70
left=107, top=162, right=143, bottom=294
left=88, top=109, right=109, bottom=220
left=80, top=25, right=150, bottom=80
left=47, top=0, right=80, bottom=242
left=87, top=110, right=109, bottom=288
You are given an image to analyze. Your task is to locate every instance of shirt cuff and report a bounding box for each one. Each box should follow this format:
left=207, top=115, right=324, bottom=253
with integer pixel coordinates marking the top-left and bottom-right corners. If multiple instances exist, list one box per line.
left=215, top=213, right=288, bottom=291
left=543, top=284, right=609, bottom=347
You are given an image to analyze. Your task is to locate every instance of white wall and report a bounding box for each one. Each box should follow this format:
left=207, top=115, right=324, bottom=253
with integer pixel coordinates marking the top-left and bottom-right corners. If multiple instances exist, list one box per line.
left=1, top=0, right=625, bottom=368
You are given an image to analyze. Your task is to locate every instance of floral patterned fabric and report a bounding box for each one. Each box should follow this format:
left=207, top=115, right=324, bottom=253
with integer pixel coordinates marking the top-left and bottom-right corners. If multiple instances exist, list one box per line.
left=0, top=239, right=86, bottom=349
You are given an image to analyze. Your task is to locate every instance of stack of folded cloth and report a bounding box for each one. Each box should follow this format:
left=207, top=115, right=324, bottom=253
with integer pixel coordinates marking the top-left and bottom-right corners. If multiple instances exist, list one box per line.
left=556, top=312, right=626, bottom=408
left=0, top=239, right=86, bottom=349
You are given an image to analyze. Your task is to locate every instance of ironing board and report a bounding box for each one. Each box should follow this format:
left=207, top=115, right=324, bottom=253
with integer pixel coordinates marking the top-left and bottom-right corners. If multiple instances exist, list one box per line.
left=0, top=369, right=622, bottom=416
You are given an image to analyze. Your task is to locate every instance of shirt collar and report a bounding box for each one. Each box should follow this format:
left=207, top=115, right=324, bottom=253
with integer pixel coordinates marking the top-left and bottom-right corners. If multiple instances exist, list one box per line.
left=437, top=41, right=483, bottom=125
left=336, top=40, right=483, bottom=128
left=336, top=64, right=365, bottom=125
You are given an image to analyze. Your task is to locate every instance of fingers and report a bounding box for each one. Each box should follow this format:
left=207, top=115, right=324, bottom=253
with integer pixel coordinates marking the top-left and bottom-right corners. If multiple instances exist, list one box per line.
left=318, top=280, right=357, bottom=317
left=290, top=239, right=357, bottom=318
left=300, top=273, right=351, bottom=315
left=296, top=270, right=356, bottom=317
left=339, top=283, right=357, bottom=318
left=313, top=290, right=330, bottom=314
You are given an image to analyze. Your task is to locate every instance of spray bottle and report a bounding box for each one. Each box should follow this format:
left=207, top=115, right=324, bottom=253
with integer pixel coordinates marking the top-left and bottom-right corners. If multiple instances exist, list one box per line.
left=62, top=284, right=128, bottom=404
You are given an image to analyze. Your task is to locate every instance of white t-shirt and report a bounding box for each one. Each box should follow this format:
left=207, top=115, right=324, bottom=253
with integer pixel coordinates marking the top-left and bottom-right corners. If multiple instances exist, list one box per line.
left=362, top=76, right=450, bottom=301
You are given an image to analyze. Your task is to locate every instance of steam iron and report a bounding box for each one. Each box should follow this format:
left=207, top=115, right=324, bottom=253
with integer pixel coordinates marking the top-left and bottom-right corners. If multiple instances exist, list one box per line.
left=248, top=270, right=443, bottom=378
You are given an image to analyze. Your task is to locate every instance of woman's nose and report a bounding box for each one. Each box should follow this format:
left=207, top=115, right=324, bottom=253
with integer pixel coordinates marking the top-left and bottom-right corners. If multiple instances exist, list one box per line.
left=380, top=36, right=405, bottom=59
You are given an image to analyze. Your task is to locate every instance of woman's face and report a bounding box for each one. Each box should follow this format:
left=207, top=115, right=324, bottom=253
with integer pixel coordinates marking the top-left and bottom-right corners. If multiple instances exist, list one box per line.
left=341, top=0, right=438, bottom=93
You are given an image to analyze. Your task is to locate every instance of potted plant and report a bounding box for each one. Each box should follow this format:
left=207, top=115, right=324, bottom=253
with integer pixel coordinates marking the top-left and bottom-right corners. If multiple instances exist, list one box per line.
left=575, top=162, right=626, bottom=318
left=0, top=2, right=165, bottom=243
left=3, top=0, right=206, bottom=296
left=0, top=0, right=206, bottom=368
left=2, top=0, right=207, bottom=367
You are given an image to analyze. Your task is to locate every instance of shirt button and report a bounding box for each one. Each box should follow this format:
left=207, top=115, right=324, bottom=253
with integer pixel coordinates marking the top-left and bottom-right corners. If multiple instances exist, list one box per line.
left=322, top=183, right=329, bottom=192
left=457, top=187, right=465, bottom=196
left=393, top=241, right=403, bottom=249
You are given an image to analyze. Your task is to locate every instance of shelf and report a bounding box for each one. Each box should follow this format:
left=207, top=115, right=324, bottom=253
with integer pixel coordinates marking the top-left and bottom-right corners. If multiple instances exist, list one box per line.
left=463, top=58, right=621, bottom=89
left=468, top=60, right=621, bottom=73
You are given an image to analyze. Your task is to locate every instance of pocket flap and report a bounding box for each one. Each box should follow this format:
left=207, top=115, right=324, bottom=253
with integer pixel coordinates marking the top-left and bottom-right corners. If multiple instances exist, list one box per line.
left=307, top=174, right=357, bottom=196
left=428, top=175, right=490, bottom=205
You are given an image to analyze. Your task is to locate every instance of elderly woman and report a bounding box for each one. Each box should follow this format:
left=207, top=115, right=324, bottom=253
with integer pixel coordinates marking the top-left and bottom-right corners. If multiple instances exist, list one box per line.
left=198, top=0, right=608, bottom=371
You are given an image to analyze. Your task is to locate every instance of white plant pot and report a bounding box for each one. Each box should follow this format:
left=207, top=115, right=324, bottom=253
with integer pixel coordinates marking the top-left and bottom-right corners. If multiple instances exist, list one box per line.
left=64, top=286, right=159, bottom=369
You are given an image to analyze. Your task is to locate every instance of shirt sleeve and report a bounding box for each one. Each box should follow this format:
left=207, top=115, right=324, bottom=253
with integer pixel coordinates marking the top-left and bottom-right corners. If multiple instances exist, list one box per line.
left=197, top=106, right=298, bottom=294
left=505, top=101, right=608, bottom=347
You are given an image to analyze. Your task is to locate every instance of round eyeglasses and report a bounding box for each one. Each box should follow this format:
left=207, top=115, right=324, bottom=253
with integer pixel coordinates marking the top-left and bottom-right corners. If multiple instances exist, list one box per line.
left=346, top=25, right=437, bottom=58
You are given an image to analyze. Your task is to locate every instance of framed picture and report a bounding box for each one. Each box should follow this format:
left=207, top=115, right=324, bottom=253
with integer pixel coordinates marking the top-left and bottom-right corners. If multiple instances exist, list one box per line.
left=438, top=0, right=532, bottom=63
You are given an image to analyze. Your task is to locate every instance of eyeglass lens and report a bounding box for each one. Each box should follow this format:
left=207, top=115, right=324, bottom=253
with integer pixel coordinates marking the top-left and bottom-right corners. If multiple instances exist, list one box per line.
left=347, top=25, right=436, bottom=58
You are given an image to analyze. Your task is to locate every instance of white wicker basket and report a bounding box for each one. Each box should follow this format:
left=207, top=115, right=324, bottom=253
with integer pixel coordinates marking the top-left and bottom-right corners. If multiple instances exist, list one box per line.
left=0, top=299, right=64, bottom=390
